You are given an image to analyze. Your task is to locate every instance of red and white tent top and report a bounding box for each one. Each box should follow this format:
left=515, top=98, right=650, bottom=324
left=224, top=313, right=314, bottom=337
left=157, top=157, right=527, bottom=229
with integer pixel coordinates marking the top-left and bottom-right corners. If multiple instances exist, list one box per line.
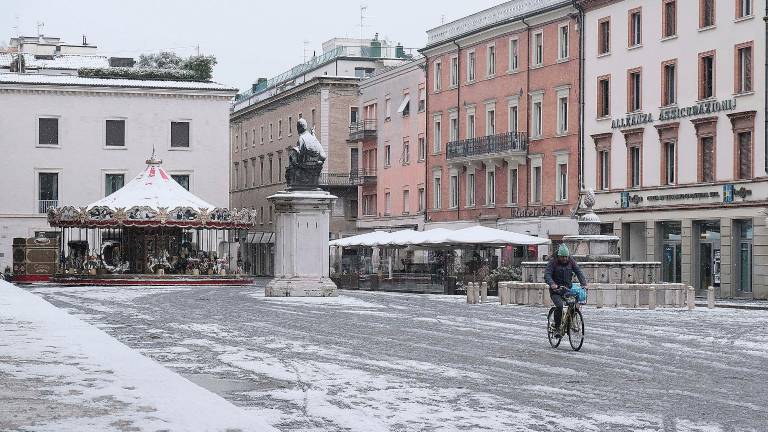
left=88, top=157, right=215, bottom=211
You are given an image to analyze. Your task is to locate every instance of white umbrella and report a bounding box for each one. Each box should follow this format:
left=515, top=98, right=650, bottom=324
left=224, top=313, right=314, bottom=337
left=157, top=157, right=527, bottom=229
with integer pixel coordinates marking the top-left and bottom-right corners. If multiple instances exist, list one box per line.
left=444, top=226, right=550, bottom=246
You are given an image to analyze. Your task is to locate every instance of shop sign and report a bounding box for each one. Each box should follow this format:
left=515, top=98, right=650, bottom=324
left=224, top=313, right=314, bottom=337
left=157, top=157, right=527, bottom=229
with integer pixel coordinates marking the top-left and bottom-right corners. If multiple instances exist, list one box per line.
left=612, top=99, right=736, bottom=129
left=619, top=184, right=753, bottom=209
left=723, top=184, right=752, bottom=203
left=510, top=206, right=564, bottom=218
left=647, top=191, right=720, bottom=202
left=611, top=112, right=654, bottom=129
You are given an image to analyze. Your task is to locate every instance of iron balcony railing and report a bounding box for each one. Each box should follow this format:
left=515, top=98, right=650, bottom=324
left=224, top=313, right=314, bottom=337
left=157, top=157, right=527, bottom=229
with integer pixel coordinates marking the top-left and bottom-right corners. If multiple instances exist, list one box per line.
left=319, top=169, right=377, bottom=187
left=38, top=199, right=58, bottom=214
left=348, top=119, right=377, bottom=141
left=446, top=131, right=528, bottom=160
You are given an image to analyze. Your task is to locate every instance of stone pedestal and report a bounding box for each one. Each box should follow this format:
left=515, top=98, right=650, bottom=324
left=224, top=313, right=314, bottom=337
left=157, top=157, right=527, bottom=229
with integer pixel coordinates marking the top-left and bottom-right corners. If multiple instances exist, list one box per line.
left=265, top=190, right=338, bottom=297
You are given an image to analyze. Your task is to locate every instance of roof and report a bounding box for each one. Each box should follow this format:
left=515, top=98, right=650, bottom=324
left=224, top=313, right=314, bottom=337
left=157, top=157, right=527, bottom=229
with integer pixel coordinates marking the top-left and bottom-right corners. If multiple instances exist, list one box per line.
left=0, top=72, right=238, bottom=92
left=0, top=53, right=109, bottom=70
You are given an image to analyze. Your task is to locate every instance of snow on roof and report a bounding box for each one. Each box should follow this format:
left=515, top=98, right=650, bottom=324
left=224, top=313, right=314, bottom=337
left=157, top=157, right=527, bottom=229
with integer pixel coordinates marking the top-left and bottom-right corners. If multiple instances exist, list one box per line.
left=0, top=72, right=237, bottom=92
left=88, top=159, right=216, bottom=211
left=0, top=53, right=110, bottom=69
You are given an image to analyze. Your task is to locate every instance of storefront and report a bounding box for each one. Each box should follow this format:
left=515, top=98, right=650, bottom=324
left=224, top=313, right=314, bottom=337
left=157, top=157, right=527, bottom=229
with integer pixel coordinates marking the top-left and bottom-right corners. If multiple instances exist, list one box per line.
left=594, top=182, right=768, bottom=299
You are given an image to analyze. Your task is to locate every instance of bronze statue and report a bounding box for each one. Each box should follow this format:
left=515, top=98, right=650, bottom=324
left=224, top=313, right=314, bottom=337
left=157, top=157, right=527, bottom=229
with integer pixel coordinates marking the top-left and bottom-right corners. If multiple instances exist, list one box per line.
left=285, top=118, right=326, bottom=190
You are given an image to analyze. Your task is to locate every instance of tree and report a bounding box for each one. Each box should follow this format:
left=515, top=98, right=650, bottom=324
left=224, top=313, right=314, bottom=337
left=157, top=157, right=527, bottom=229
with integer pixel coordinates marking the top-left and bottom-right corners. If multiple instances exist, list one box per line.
left=182, top=55, right=217, bottom=81
left=137, top=51, right=184, bottom=69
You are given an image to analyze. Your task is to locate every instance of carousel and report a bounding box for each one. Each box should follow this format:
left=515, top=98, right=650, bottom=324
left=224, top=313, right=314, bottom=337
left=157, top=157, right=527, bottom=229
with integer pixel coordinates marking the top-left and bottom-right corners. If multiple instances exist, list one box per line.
left=47, top=155, right=259, bottom=285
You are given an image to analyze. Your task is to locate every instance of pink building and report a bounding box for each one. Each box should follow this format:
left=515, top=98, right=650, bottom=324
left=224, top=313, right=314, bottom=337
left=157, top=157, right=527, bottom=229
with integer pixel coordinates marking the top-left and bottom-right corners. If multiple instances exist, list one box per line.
left=354, top=59, right=427, bottom=231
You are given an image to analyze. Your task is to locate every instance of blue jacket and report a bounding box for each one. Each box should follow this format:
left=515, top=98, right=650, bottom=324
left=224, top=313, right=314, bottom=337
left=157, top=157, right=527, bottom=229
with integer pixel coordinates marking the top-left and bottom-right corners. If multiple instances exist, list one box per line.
left=544, top=257, right=587, bottom=294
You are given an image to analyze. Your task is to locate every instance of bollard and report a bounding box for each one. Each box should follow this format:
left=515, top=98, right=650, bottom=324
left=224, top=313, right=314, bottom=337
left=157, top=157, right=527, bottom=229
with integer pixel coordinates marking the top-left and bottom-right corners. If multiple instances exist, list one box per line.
left=466, top=282, right=474, bottom=304
left=707, top=286, right=715, bottom=309
left=634, top=289, right=640, bottom=308
left=596, top=289, right=604, bottom=308
left=481, top=282, right=488, bottom=303
left=498, top=282, right=507, bottom=305
left=674, top=289, right=681, bottom=308
left=687, top=286, right=695, bottom=310
left=649, top=286, right=656, bottom=310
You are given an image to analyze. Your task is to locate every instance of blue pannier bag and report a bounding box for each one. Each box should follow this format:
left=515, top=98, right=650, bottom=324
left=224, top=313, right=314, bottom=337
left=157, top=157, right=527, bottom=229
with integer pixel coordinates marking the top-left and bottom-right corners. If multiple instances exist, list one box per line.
left=570, top=283, right=587, bottom=304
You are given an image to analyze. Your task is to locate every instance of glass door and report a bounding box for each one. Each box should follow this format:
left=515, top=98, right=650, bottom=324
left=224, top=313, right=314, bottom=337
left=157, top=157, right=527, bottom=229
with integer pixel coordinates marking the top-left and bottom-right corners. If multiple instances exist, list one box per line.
left=699, top=243, right=713, bottom=291
left=662, top=243, right=681, bottom=283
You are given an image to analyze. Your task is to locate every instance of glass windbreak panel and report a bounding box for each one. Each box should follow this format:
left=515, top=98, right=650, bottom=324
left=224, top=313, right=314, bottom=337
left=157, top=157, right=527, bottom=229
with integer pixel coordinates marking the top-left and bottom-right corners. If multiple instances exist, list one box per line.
left=661, top=221, right=681, bottom=241
left=662, top=243, right=681, bottom=283
left=740, top=243, right=752, bottom=292
left=698, top=221, right=721, bottom=241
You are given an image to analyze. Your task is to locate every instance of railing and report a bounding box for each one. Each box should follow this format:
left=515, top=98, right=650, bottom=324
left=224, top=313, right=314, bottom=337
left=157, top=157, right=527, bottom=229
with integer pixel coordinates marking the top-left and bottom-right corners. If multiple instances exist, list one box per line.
left=446, top=132, right=528, bottom=160
left=38, top=200, right=58, bottom=214
left=348, top=119, right=377, bottom=141
left=319, top=169, right=377, bottom=187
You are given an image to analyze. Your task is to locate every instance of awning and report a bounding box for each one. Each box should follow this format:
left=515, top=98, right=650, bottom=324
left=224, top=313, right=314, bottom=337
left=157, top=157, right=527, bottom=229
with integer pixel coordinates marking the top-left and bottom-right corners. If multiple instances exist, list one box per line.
left=245, top=232, right=275, bottom=244
left=396, top=95, right=410, bottom=114
left=329, top=226, right=549, bottom=248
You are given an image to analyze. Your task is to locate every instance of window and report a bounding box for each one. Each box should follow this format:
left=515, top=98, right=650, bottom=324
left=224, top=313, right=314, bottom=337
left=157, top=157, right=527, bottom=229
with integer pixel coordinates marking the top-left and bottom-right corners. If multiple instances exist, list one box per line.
left=557, top=95, right=568, bottom=134
left=433, top=117, right=442, bottom=153
left=486, top=169, right=496, bottom=206
left=105, top=174, right=124, bottom=196
left=259, top=207, right=264, bottom=225
left=663, top=0, right=677, bottom=38
left=509, top=38, right=519, bottom=71
left=628, top=69, right=642, bottom=112
left=486, top=106, right=495, bottom=135
left=171, top=174, right=190, bottom=191
left=700, top=136, right=715, bottom=182
left=269, top=123, right=274, bottom=141
left=363, top=194, right=376, bottom=216
left=106, top=119, right=125, bottom=147
left=597, top=150, right=610, bottom=190
left=384, top=144, right=391, bottom=167
left=385, top=96, right=392, bottom=120
left=269, top=206, right=273, bottom=223
left=557, top=162, right=568, bottom=201
left=418, top=188, right=425, bottom=212
left=598, top=18, right=611, bottom=55
left=419, top=89, right=426, bottom=112
left=171, top=121, right=189, bottom=148
left=736, top=43, right=753, bottom=94
left=252, top=128, right=256, bottom=146
left=467, top=172, right=475, bottom=206
left=558, top=23, right=569, bottom=60
left=450, top=56, right=459, bottom=87
left=260, top=157, right=264, bottom=185
left=418, top=136, right=426, bottom=161
left=663, top=141, right=676, bottom=185
left=508, top=167, right=518, bottom=204
left=629, top=146, right=641, bottom=187
left=532, top=32, right=543, bottom=66
left=311, top=109, right=316, bottom=128
left=701, top=0, right=715, bottom=28
left=402, top=140, right=410, bottom=164
left=467, top=112, right=476, bottom=139
left=243, top=162, right=249, bottom=188
left=38, top=172, right=58, bottom=213
left=251, top=159, right=257, bottom=186
left=532, top=166, right=542, bottom=203
left=449, top=114, right=459, bottom=141
left=260, top=126, right=265, bottom=144
left=400, top=95, right=411, bottom=117
left=288, top=117, right=293, bottom=135
left=597, top=76, right=610, bottom=118
left=354, top=67, right=375, bottom=78
left=277, top=153, right=283, bottom=182
left=662, top=61, right=677, bottom=106
left=433, top=60, right=442, bottom=91
left=509, top=102, right=519, bottom=132
left=467, top=51, right=476, bottom=82
left=403, top=190, right=410, bottom=214
left=433, top=175, right=442, bottom=209
left=39, top=117, right=59, bottom=145
left=449, top=174, right=459, bottom=208
left=737, top=0, right=753, bottom=18
left=233, top=163, right=239, bottom=190
left=384, top=192, right=392, bottom=215
left=278, top=119, right=283, bottom=139
left=487, top=44, right=496, bottom=76
left=532, top=100, right=543, bottom=137
left=350, top=107, right=359, bottom=124
left=737, top=131, right=752, bottom=179
left=629, top=8, right=642, bottom=47
left=699, top=53, right=715, bottom=99
left=268, top=156, right=273, bottom=183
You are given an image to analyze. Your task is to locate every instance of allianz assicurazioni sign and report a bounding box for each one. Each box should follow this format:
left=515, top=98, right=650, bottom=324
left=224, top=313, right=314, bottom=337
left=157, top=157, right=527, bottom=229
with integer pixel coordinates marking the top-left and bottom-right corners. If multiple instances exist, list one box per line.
left=612, top=99, right=736, bottom=129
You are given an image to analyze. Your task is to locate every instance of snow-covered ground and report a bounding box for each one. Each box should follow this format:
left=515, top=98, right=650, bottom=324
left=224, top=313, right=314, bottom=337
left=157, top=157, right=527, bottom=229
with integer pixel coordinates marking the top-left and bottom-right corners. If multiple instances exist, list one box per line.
left=26, top=281, right=768, bottom=432
left=0, top=281, right=276, bottom=432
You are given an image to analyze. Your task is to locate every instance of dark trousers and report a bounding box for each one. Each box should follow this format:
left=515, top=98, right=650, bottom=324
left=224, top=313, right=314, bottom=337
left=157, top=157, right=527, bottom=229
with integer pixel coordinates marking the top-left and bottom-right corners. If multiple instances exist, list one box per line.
left=551, top=293, right=565, bottom=328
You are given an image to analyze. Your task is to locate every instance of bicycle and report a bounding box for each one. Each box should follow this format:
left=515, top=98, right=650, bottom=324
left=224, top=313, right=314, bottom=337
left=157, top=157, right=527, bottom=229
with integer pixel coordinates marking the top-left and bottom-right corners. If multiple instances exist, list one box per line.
left=547, top=291, right=585, bottom=351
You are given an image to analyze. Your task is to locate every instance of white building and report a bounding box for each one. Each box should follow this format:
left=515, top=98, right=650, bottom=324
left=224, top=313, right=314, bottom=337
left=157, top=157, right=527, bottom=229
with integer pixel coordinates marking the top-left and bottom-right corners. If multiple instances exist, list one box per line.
left=0, top=73, right=237, bottom=271
left=580, top=0, right=766, bottom=299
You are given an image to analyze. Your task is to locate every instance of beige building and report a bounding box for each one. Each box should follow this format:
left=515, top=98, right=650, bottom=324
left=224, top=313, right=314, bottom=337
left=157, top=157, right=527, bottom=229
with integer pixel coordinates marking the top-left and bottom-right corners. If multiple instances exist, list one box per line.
left=229, top=76, right=363, bottom=276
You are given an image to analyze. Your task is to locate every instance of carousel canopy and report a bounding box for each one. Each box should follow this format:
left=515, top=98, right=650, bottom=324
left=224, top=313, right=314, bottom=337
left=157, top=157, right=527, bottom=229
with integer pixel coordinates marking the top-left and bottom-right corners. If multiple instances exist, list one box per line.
left=329, top=226, right=550, bottom=248
left=48, top=156, right=258, bottom=229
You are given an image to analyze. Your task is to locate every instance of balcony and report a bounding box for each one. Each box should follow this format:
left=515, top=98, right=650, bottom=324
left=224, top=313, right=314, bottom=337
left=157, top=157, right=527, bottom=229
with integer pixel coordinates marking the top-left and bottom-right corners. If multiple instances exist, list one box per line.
left=348, top=120, right=377, bottom=142
left=319, top=169, right=377, bottom=187
left=38, top=200, right=58, bottom=214
left=446, top=132, right=528, bottom=161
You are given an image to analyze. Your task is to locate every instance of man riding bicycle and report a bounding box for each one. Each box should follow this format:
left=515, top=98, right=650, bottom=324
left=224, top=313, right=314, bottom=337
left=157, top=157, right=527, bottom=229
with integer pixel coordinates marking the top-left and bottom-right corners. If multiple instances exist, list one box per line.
left=544, top=244, right=587, bottom=338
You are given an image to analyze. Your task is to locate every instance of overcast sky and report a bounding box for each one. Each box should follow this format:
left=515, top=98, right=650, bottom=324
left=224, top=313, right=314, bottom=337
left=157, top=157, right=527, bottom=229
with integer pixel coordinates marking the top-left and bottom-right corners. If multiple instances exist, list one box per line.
left=2, top=0, right=508, bottom=90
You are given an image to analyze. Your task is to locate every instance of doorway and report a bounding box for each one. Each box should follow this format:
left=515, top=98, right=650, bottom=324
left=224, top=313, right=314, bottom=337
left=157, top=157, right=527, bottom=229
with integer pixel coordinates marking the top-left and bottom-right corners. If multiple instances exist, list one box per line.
left=735, top=220, right=753, bottom=294
left=694, top=221, right=720, bottom=292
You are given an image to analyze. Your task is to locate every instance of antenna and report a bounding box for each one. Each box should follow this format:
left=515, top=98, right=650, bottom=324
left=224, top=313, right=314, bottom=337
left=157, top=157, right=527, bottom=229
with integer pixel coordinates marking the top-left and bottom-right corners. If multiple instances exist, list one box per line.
left=441, top=14, right=446, bottom=24
left=36, top=21, right=44, bottom=37
left=360, top=4, right=368, bottom=48
left=303, top=39, right=310, bottom=62
left=196, top=44, right=200, bottom=56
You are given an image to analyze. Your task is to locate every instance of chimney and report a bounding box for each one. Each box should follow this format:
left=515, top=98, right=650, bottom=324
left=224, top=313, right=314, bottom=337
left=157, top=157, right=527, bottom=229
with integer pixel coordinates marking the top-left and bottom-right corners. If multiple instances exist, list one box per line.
left=82, top=34, right=87, bottom=46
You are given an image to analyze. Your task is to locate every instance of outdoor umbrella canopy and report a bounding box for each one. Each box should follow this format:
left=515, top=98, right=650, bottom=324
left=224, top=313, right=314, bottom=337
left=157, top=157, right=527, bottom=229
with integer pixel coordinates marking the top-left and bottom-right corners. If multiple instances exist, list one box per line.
left=441, top=226, right=549, bottom=247
left=329, top=226, right=548, bottom=247
left=329, top=231, right=390, bottom=247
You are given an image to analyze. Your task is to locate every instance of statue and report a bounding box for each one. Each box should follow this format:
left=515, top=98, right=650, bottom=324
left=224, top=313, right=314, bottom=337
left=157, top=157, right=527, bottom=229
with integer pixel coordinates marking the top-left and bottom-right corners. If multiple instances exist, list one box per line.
left=285, top=118, right=326, bottom=190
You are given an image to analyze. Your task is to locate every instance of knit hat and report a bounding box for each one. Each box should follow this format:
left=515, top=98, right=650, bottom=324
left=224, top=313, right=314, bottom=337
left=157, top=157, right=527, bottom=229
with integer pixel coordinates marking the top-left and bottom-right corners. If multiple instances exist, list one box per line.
left=557, top=244, right=570, bottom=257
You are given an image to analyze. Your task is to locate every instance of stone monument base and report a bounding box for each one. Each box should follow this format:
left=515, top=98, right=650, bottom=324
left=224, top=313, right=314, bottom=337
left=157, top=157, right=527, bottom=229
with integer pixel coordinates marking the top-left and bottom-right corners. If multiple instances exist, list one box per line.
left=265, top=276, right=338, bottom=297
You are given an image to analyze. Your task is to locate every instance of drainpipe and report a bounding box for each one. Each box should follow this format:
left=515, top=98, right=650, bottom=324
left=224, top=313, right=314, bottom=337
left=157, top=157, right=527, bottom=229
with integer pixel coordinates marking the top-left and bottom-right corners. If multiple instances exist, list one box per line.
left=574, top=1, right=586, bottom=191
left=424, top=60, right=430, bottom=226
left=454, top=40, right=462, bottom=221
left=522, top=18, right=531, bottom=208
left=764, top=5, right=768, bottom=174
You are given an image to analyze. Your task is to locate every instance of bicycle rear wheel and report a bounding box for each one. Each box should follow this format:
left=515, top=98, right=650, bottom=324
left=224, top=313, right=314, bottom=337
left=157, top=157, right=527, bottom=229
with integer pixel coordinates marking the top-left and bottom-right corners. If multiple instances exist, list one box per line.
left=568, top=308, right=584, bottom=351
left=547, top=307, right=561, bottom=348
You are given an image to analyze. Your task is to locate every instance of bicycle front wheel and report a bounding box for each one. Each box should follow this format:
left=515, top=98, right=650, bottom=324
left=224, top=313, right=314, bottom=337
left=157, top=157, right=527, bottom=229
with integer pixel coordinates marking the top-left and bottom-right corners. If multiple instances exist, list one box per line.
left=547, top=307, right=561, bottom=348
left=568, top=308, right=584, bottom=351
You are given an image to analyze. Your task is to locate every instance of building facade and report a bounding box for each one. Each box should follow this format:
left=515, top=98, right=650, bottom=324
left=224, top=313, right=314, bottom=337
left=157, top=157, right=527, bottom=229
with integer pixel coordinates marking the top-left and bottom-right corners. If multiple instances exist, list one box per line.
left=0, top=73, right=236, bottom=271
left=423, top=0, right=581, bottom=256
left=355, top=58, right=427, bottom=231
left=581, top=0, right=767, bottom=298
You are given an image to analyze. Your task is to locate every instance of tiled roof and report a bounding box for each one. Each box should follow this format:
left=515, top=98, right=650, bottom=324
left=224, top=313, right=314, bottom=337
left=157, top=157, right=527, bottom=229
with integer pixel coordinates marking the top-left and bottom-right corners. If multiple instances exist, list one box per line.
left=0, top=72, right=238, bottom=92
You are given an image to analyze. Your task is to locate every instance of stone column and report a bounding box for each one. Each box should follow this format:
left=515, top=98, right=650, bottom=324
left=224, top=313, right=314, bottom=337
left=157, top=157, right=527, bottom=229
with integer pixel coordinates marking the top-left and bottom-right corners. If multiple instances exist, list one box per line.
left=753, top=216, right=768, bottom=299
left=719, top=218, right=733, bottom=298
left=265, top=190, right=338, bottom=297
left=681, top=219, right=694, bottom=288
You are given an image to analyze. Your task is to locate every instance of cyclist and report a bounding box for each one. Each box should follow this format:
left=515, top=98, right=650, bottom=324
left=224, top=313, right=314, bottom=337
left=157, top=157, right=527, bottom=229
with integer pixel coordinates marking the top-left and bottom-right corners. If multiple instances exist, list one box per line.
left=544, top=244, right=587, bottom=338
